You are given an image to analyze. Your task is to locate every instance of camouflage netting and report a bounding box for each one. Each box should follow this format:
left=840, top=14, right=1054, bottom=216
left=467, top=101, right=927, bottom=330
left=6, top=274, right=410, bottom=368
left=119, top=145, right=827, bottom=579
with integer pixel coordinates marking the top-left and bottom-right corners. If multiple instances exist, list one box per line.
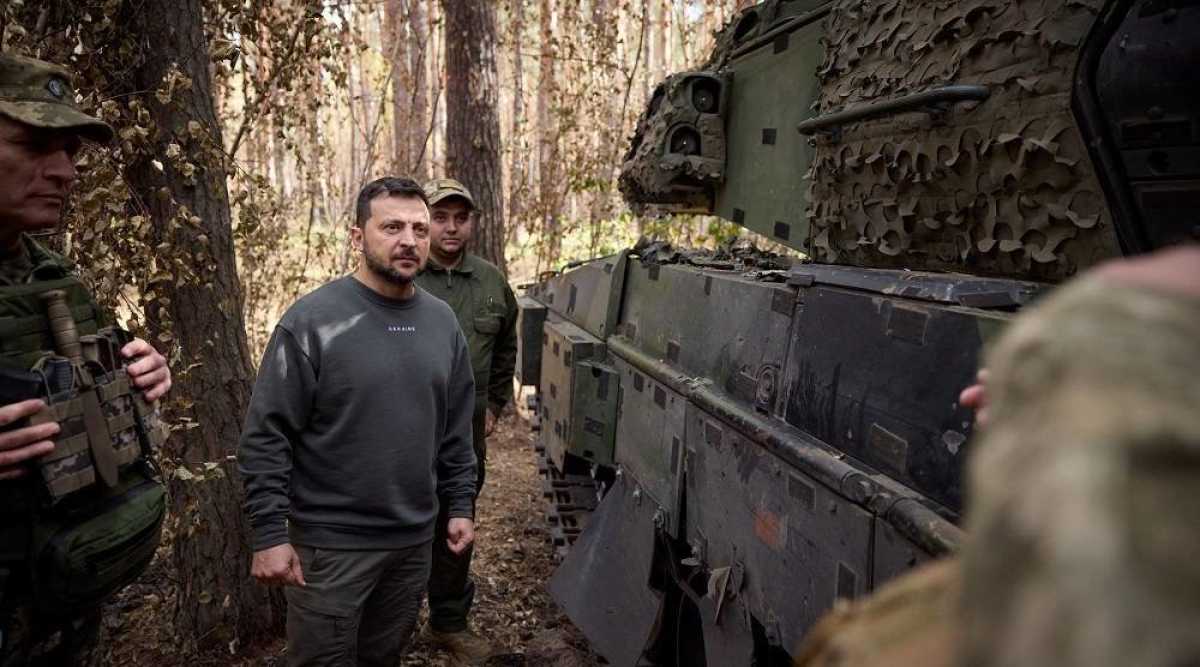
left=807, top=0, right=1120, bottom=281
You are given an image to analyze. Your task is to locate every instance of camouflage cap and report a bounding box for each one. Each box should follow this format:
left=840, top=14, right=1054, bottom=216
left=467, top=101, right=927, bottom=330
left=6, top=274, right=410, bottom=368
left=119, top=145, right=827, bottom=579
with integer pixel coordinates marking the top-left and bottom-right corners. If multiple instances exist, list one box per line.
left=0, top=53, right=112, bottom=142
left=424, top=178, right=477, bottom=210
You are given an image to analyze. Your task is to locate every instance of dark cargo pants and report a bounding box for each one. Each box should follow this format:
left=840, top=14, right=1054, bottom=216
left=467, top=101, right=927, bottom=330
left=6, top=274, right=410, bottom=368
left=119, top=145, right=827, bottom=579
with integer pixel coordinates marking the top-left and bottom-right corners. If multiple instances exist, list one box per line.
left=427, top=411, right=487, bottom=633
left=285, top=542, right=432, bottom=666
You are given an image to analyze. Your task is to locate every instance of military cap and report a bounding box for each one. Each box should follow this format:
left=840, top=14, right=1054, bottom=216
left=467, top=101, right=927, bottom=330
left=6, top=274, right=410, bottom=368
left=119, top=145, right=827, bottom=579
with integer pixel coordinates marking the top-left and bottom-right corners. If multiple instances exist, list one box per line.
left=0, top=53, right=112, bottom=142
left=424, top=178, right=477, bottom=210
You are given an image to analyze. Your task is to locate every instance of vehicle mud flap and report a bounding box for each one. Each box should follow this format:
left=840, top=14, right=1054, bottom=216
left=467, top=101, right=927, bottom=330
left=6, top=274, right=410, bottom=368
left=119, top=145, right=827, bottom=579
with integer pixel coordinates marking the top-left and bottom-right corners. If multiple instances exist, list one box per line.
left=548, top=474, right=662, bottom=666
left=699, top=594, right=756, bottom=665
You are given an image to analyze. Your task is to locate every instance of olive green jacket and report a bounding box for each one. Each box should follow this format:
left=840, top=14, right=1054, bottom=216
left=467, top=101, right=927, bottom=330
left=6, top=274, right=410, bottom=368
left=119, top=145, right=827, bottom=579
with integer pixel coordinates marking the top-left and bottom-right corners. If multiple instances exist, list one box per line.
left=416, top=253, right=518, bottom=417
left=0, top=235, right=112, bottom=369
left=1, top=234, right=73, bottom=286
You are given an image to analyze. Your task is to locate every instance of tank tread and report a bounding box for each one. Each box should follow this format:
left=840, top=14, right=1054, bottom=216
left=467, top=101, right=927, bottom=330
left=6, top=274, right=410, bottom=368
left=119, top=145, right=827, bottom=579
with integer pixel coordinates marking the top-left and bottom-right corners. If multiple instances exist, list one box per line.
left=543, top=484, right=599, bottom=513
left=534, top=439, right=600, bottom=561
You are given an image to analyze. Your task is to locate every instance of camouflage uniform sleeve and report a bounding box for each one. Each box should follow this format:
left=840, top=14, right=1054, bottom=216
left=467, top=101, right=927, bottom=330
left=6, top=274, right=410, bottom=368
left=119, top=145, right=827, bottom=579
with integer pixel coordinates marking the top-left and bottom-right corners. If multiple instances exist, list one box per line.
left=487, top=280, right=518, bottom=413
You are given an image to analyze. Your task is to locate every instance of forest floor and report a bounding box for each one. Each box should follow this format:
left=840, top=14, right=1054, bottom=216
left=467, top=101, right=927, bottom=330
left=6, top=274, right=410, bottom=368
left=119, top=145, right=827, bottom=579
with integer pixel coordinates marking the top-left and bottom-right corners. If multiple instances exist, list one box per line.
left=104, top=411, right=601, bottom=666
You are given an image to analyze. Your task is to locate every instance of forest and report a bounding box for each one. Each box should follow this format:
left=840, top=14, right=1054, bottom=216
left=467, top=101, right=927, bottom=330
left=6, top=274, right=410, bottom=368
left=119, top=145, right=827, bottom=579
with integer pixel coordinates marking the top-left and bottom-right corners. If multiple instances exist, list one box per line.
left=1, top=0, right=752, bottom=663
left=9, top=0, right=1195, bottom=665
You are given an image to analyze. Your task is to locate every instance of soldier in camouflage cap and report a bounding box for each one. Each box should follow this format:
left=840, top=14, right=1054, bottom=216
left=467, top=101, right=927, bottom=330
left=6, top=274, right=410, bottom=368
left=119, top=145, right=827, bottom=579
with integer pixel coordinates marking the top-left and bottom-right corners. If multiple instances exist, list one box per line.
left=0, top=53, right=171, bottom=667
left=0, top=52, right=116, bottom=287
left=0, top=54, right=112, bottom=143
left=416, top=178, right=517, bottom=664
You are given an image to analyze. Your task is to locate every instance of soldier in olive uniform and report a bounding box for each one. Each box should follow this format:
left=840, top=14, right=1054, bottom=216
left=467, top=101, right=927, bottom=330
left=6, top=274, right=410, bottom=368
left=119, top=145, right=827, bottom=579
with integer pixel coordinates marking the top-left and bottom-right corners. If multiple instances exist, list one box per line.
left=0, top=54, right=171, bottom=666
left=416, top=179, right=517, bottom=664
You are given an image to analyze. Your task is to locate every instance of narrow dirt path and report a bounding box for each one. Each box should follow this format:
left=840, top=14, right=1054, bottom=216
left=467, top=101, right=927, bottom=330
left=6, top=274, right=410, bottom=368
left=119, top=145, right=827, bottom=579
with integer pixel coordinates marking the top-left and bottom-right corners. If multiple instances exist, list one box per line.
left=402, top=411, right=600, bottom=666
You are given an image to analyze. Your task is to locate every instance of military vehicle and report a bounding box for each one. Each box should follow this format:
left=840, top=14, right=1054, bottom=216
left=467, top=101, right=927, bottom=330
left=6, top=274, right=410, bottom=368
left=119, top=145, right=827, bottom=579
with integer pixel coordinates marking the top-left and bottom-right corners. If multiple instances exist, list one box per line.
left=514, top=0, right=1198, bottom=664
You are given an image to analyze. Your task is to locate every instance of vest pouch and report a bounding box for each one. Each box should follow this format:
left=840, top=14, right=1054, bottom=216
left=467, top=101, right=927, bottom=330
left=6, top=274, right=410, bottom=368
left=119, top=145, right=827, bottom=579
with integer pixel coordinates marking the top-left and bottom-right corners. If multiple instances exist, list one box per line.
left=28, top=468, right=165, bottom=616
left=0, top=275, right=104, bottom=372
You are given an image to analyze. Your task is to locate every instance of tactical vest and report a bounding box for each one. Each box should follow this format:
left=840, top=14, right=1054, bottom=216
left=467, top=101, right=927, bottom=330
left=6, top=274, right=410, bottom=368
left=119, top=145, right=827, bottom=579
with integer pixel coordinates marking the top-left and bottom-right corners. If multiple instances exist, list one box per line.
left=0, top=272, right=167, bottom=500
left=0, top=242, right=166, bottom=620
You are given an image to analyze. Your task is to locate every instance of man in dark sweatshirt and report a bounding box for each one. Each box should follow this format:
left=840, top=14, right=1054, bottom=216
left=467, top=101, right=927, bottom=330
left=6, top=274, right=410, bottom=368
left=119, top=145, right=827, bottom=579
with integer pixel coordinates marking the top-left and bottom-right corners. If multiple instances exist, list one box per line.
left=238, top=177, right=478, bottom=666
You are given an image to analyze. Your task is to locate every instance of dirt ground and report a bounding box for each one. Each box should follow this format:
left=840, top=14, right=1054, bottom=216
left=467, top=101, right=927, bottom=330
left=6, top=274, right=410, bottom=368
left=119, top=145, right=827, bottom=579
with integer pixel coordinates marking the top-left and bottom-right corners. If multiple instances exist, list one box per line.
left=104, top=411, right=601, bottom=666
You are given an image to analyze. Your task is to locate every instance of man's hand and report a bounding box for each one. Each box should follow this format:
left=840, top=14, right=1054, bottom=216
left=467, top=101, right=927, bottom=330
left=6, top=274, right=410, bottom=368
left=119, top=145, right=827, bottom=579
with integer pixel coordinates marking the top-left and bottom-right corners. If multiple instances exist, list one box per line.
left=0, top=399, right=58, bottom=480
left=485, top=408, right=499, bottom=437
left=251, top=543, right=307, bottom=587
left=447, top=517, right=475, bottom=555
left=959, top=369, right=990, bottom=428
left=122, top=337, right=171, bottom=402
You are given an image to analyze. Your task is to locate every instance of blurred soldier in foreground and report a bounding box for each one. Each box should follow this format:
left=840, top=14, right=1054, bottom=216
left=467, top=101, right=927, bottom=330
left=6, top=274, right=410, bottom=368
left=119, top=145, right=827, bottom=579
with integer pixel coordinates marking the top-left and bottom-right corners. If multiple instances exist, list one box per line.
left=416, top=178, right=517, bottom=664
left=793, top=244, right=1200, bottom=667
left=0, top=54, right=172, bottom=666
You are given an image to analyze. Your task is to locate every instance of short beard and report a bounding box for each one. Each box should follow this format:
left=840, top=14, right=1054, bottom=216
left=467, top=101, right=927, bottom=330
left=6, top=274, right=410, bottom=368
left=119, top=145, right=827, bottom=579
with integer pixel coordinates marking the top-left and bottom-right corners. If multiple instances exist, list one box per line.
left=363, top=245, right=417, bottom=286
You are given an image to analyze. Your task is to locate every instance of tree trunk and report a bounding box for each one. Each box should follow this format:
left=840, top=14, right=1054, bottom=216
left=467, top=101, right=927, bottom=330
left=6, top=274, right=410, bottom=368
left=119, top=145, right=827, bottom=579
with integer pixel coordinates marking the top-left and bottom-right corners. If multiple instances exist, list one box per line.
left=442, top=0, right=507, bottom=272
left=537, top=0, right=561, bottom=267
left=428, top=0, right=445, bottom=174
left=505, top=0, right=527, bottom=236
left=671, top=1, right=689, bottom=69
left=356, top=8, right=376, bottom=172
left=652, top=1, right=665, bottom=83
left=633, top=0, right=651, bottom=237
left=272, top=130, right=288, bottom=197
left=385, top=0, right=410, bottom=173
left=118, top=0, right=281, bottom=651
left=386, top=0, right=431, bottom=180
left=641, top=0, right=653, bottom=99
left=408, top=0, right=430, bottom=181
left=591, top=0, right=608, bottom=29
left=590, top=0, right=614, bottom=255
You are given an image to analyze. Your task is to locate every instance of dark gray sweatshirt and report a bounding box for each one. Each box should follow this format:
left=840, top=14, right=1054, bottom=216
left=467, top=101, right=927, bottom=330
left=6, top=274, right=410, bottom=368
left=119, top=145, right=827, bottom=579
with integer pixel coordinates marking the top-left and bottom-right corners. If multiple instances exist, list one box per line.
left=238, top=276, right=477, bottom=551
